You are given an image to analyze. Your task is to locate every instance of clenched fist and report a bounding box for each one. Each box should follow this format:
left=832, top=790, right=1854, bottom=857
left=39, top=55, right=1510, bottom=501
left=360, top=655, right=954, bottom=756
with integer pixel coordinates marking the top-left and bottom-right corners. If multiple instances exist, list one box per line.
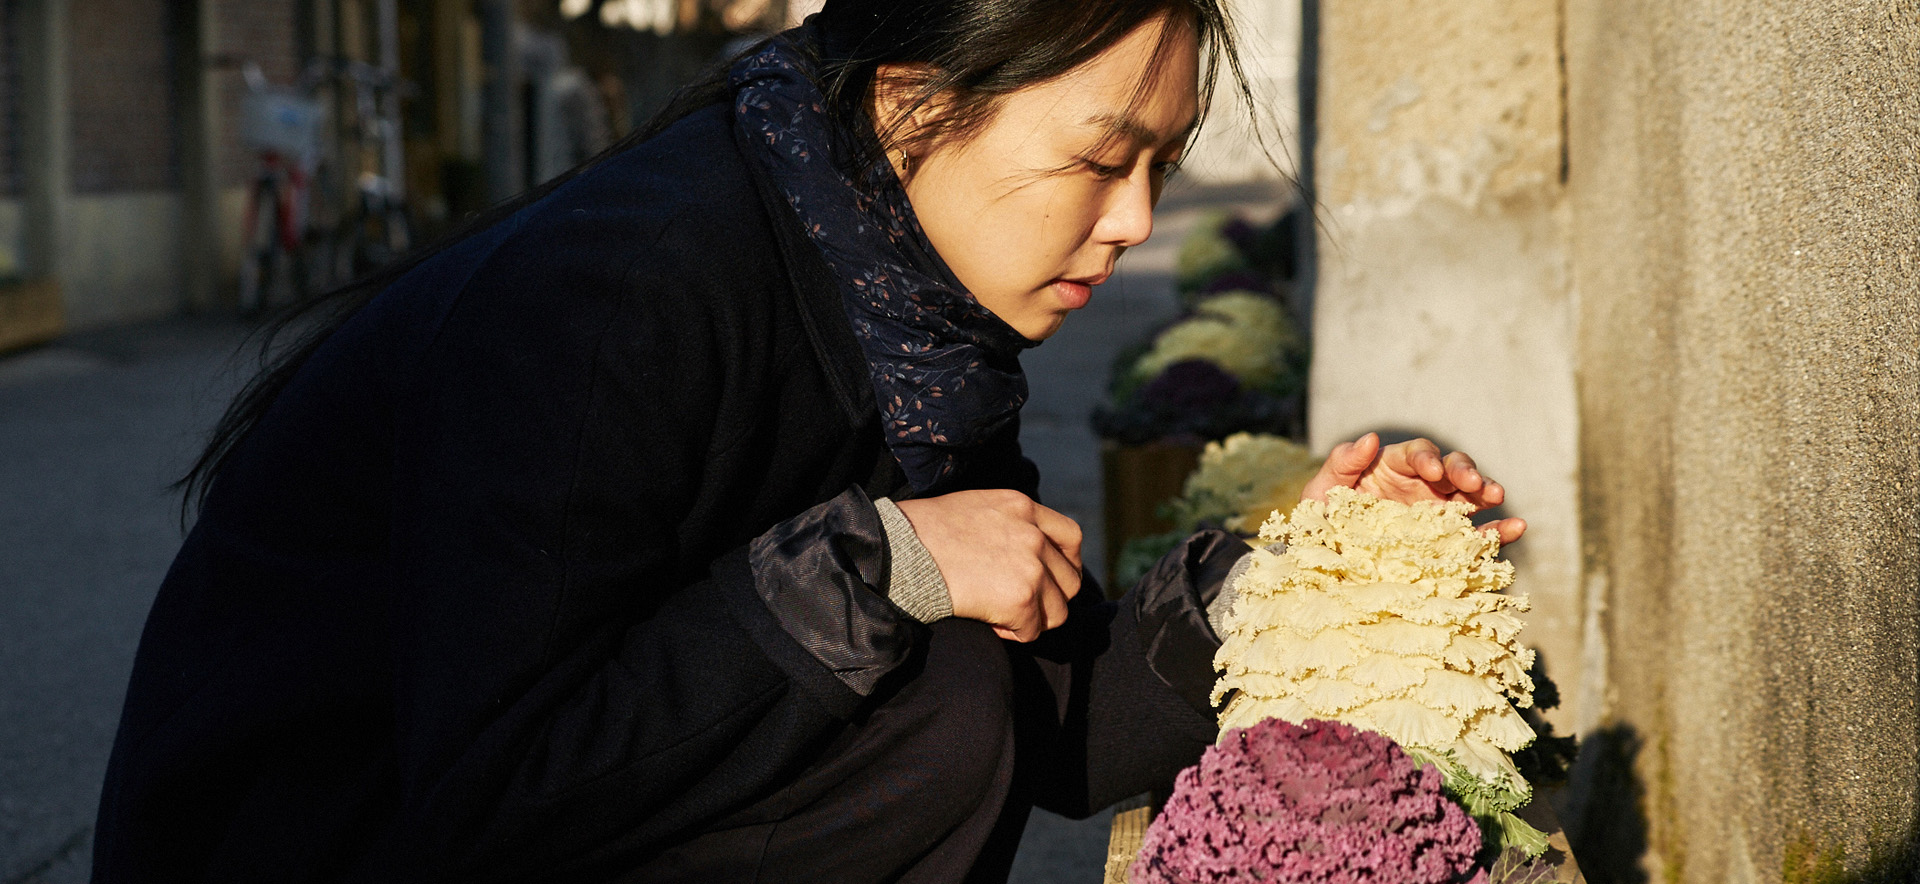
left=895, top=490, right=1084, bottom=641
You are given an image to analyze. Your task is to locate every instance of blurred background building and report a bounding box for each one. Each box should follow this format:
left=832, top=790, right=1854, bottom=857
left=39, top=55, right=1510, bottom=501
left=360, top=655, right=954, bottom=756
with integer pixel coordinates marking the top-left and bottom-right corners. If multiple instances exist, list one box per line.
left=0, top=0, right=813, bottom=345
left=0, top=0, right=1301, bottom=347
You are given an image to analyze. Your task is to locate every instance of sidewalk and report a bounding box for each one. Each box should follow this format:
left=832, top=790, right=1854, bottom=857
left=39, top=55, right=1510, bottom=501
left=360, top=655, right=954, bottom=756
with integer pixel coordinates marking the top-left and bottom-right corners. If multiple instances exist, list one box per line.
left=1006, top=179, right=1285, bottom=882
left=0, top=317, right=252, bottom=884
left=0, top=180, right=1285, bottom=884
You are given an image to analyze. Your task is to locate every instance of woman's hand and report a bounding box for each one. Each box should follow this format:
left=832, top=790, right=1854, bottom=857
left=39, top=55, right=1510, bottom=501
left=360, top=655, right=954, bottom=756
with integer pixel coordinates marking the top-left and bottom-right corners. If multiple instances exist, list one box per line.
left=1300, top=432, right=1527, bottom=544
left=895, top=490, right=1083, bottom=642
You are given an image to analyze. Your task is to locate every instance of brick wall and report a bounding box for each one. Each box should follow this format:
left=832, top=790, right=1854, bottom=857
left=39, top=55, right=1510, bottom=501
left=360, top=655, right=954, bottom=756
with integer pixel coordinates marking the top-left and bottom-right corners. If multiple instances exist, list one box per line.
left=67, top=0, right=180, bottom=193
left=61, top=0, right=299, bottom=193
left=214, top=0, right=299, bottom=186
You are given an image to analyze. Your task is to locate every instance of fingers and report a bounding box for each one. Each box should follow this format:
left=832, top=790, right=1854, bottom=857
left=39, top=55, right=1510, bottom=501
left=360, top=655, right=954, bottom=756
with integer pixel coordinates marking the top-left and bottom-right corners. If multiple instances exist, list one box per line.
left=1442, top=450, right=1479, bottom=493
left=1302, top=432, right=1380, bottom=501
left=1039, top=536, right=1081, bottom=602
left=1310, top=434, right=1517, bottom=523
left=1335, top=432, right=1382, bottom=474
left=992, top=577, right=1072, bottom=642
left=1030, top=502, right=1085, bottom=573
left=1292, top=434, right=1521, bottom=544
left=990, top=541, right=1082, bottom=638
left=1382, top=437, right=1447, bottom=486
left=1000, top=540, right=1076, bottom=641
left=909, top=489, right=1083, bottom=642
left=1478, top=517, right=1527, bottom=545
left=1435, top=450, right=1511, bottom=510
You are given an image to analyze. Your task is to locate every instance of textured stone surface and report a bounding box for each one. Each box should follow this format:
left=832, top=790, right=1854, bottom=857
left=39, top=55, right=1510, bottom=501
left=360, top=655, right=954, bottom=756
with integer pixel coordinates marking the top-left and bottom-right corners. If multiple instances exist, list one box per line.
left=1308, top=0, right=1584, bottom=732
left=1567, top=1, right=1920, bottom=881
left=1314, top=2, right=1920, bottom=881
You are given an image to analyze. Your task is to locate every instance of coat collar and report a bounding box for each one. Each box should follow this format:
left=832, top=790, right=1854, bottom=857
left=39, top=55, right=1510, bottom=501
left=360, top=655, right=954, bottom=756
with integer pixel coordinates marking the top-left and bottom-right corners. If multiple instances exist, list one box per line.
left=733, top=108, right=879, bottom=432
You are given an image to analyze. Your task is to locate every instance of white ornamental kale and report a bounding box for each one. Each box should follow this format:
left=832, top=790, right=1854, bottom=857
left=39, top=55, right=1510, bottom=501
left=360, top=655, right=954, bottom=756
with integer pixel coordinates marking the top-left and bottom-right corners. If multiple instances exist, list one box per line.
left=1170, top=432, right=1322, bottom=535
left=1212, top=486, right=1551, bottom=857
left=1129, top=292, right=1303, bottom=391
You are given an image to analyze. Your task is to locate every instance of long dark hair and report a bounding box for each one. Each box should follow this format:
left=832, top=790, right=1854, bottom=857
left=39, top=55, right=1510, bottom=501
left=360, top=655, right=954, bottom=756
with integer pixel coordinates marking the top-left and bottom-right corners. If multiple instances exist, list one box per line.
left=179, top=0, right=1264, bottom=513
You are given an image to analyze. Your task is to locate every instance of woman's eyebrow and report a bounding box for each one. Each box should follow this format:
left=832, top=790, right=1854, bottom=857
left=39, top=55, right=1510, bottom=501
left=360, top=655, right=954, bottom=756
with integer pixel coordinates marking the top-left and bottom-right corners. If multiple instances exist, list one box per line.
left=1085, top=111, right=1200, bottom=146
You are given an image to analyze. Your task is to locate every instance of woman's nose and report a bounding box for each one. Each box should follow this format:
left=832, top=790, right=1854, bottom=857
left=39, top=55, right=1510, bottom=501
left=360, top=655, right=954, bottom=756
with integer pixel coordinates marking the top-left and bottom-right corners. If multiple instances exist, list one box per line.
left=1095, top=172, right=1156, bottom=248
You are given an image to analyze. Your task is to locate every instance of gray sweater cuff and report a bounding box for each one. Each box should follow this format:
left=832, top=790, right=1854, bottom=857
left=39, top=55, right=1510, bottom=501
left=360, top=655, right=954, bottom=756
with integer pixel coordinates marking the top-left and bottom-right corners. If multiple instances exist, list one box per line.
left=873, top=498, right=954, bottom=624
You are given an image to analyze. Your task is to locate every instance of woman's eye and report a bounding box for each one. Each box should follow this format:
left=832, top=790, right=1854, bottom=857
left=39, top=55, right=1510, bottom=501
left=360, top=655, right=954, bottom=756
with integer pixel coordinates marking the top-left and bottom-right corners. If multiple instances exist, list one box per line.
left=1082, top=159, right=1127, bottom=179
left=1153, top=160, right=1184, bottom=179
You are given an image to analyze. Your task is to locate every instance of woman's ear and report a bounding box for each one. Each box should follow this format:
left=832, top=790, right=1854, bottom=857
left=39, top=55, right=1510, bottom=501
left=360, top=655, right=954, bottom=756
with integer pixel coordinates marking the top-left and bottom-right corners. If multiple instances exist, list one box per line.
left=870, top=63, right=942, bottom=180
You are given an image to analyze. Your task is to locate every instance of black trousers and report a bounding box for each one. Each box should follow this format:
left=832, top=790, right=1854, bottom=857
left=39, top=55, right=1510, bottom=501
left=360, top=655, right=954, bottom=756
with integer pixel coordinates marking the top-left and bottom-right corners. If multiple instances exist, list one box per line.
left=629, top=618, right=1034, bottom=884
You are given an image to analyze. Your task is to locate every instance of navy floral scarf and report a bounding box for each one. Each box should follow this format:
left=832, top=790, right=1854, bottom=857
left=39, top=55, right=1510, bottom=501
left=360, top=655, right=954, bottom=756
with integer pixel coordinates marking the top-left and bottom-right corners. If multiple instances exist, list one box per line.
left=730, top=33, right=1037, bottom=494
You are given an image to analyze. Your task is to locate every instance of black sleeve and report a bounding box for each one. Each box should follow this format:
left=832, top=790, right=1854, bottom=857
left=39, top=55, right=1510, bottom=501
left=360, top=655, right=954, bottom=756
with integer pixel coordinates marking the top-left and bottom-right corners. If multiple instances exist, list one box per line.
left=1006, top=529, right=1250, bottom=819
left=746, top=485, right=917, bottom=696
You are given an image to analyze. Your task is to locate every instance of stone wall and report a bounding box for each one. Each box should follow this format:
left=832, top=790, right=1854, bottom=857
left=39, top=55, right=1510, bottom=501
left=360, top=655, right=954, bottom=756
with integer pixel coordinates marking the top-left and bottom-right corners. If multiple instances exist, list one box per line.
left=1313, top=1, right=1920, bottom=881
left=1307, top=0, right=1585, bottom=731
left=1566, top=1, right=1920, bottom=881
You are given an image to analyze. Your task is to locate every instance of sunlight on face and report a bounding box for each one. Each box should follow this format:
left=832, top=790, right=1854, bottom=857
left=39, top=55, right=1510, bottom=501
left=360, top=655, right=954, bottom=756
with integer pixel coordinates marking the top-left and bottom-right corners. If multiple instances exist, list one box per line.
left=890, top=14, right=1201, bottom=341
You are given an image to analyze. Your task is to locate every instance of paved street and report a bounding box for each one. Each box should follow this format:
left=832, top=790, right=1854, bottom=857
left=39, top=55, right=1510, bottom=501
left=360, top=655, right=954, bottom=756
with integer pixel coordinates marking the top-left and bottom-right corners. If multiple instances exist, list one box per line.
left=0, top=318, right=252, bottom=883
left=0, top=183, right=1277, bottom=883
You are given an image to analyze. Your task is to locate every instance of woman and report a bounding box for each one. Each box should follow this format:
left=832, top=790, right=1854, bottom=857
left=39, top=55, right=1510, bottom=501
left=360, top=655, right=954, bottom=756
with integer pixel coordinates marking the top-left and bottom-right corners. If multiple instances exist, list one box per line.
left=95, top=1, right=1523, bottom=881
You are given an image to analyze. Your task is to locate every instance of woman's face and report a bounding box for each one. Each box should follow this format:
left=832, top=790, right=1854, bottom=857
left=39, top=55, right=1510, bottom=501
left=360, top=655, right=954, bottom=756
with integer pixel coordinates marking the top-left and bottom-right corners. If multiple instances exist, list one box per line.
left=892, top=15, right=1201, bottom=341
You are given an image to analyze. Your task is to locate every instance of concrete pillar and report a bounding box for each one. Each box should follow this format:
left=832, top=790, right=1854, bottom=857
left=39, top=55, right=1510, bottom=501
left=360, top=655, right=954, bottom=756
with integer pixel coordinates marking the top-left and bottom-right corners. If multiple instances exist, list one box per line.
left=1307, top=0, right=1583, bottom=732
left=430, top=0, right=472, bottom=161
left=1180, top=0, right=1301, bottom=185
left=1293, top=0, right=1317, bottom=317
left=478, top=0, right=522, bottom=203
left=0, top=0, right=68, bottom=351
left=17, top=0, right=68, bottom=282
left=1566, top=2, right=1920, bottom=881
left=173, top=0, right=222, bottom=313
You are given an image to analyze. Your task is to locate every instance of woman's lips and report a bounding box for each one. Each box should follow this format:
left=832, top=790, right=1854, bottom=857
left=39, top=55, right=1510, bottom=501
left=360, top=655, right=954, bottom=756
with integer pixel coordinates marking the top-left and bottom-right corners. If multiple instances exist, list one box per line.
left=1052, top=279, right=1094, bottom=310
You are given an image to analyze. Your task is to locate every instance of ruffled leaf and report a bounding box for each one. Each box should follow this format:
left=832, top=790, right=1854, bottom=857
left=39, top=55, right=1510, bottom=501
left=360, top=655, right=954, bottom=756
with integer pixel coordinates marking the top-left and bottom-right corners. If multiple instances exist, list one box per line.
left=1342, top=581, right=1431, bottom=614
left=1294, top=676, right=1372, bottom=715
left=1353, top=697, right=1464, bottom=747
left=1414, top=669, right=1509, bottom=717
left=1350, top=618, right=1454, bottom=656
left=1231, top=591, right=1360, bottom=634
left=1289, top=543, right=1352, bottom=574
left=1440, top=633, right=1510, bottom=672
left=1347, top=651, right=1437, bottom=693
left=1401, top=594, right=1484, bottom=625
left=1471, top=703, right=1539, bottom=752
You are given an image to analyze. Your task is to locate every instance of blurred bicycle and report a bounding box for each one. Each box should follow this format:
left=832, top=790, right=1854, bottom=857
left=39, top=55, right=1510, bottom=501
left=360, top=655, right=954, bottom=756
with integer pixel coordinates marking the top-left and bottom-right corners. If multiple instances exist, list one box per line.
left=228, top=57, right=331, bottom=316
left=219, top=54, right=414, bottom=316
left=327, top=58, right=413, bottom=286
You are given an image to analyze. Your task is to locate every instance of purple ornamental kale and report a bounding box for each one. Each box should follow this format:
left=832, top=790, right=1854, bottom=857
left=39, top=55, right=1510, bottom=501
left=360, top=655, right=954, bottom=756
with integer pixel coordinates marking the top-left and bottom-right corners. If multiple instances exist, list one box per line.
left=1133, top=718, right=1486, bottom=884
left=1199, top=271, right=1275, bottom=297
left=1220, top=216, right=1261, bottom=256
left=1139, top=359, right=1243, bottom=415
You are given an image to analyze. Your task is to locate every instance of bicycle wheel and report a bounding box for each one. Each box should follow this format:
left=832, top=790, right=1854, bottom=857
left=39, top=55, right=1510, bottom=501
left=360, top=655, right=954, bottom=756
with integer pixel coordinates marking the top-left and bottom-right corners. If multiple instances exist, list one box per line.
left=236, top=181, right=281, bottom=316
left=333, top=200, right=411, bottom=283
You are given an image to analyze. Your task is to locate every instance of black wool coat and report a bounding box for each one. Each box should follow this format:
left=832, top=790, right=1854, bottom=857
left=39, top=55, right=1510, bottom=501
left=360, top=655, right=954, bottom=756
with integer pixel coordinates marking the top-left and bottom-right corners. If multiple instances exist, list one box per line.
left=94, top=102, right=1234, bottom=883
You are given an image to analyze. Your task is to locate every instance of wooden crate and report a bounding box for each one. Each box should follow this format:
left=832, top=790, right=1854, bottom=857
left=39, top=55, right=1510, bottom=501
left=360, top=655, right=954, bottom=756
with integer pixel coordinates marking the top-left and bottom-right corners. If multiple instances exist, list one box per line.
left=1100, top=440, right=1204, bottom=595
left=0, top=278, right=64, bottom=355
left=1101, top=794, right=1154, bottom=884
